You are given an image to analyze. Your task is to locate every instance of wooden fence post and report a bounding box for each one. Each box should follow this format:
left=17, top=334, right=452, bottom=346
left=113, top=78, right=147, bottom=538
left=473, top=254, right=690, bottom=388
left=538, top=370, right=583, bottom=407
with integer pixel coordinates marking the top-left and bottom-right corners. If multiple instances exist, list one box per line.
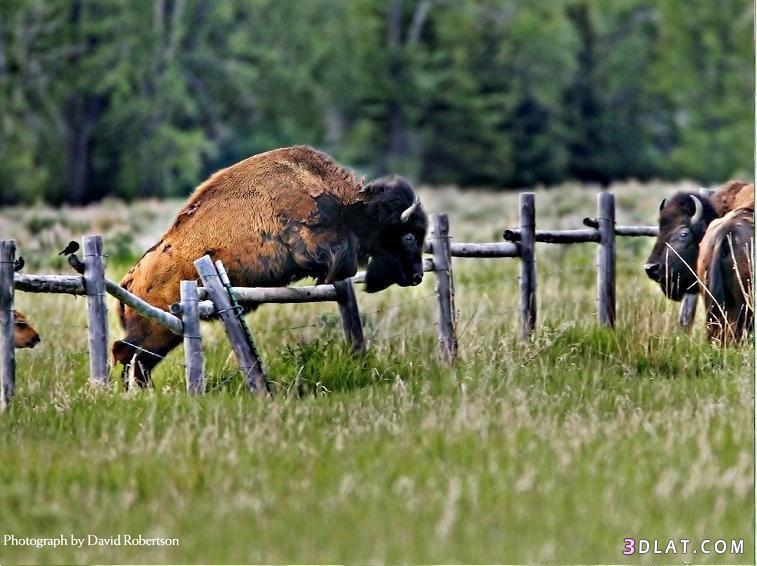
left=180, top=280, right=204, bottom=394
left=0, top=240, right=16, bottom=408
left=678, top=188, right=713, bottom=328
left=83, top=235, right=110, bottom=385
left=194, top=256, right=269, bottom=395
left=519, top=193, right=536, bottom=340
left=430, top=213, right=457, bottom=364
left=334, top=279, right=365, bottom=354
left=597, top=192, right=616, bottom=327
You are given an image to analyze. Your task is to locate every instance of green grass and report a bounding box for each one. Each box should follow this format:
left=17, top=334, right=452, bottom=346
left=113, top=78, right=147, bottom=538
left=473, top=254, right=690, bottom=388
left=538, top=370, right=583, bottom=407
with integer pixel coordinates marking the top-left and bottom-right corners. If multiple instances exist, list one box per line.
left=1, top=182, right=753, bottom=564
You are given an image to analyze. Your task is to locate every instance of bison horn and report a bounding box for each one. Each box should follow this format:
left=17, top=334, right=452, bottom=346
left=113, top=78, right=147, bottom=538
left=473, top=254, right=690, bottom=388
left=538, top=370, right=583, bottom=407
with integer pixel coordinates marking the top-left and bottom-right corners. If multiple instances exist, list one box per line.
left=400, top=196, right=421, bottom=223
left=690, top=195, right=703, bottom=224
left=659, top=198, right=666, bottom=212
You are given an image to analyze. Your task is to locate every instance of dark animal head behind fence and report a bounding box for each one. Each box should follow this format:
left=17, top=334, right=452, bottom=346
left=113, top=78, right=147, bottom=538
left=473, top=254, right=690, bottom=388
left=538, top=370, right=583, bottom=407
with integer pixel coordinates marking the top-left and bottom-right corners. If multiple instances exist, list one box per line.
left=644, top=192, right=717, bottom=301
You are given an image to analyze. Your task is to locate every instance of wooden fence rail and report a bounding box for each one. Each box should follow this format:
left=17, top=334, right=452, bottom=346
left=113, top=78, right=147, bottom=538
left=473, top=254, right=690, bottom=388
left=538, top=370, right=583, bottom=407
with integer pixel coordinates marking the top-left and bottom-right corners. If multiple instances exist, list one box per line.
left=505, top=228, right=599, bottom=244
left=1, top=189, right=706, bottom=405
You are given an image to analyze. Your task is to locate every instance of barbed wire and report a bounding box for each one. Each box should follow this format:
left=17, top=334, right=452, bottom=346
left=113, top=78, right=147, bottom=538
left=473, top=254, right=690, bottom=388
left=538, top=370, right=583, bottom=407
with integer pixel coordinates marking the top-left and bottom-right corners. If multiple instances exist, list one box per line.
left=35, top=322, right=90, bottom=329
left=366, top=321, right=439, bottom=344
left=254, top=320, right=328, bottom=335
left=361, top=292, right=438, bottom=316
left=32, top=350, right=90, bottom=361
left=113, top=338, right=186, bottom=368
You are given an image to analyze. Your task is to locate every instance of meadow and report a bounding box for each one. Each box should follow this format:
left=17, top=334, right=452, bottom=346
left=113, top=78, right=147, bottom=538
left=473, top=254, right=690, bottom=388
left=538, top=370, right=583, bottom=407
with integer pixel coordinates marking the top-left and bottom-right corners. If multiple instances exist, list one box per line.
left=0, top=182, right=753, bottom=564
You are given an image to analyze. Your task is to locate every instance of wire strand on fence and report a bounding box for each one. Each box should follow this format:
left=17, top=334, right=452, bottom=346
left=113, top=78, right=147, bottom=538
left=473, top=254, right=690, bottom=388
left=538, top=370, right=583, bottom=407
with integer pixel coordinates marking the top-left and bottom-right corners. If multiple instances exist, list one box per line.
left=35, top=322, right=90, bottom=329
left=457, top=297, right=598, bottom=329
left=366, top=321, right=439, bottom=344
left=256, top=320, right=334, bottom=335
left=115, top=339, right=186, bottom=368
left=361, top=292, right=438, bottom=316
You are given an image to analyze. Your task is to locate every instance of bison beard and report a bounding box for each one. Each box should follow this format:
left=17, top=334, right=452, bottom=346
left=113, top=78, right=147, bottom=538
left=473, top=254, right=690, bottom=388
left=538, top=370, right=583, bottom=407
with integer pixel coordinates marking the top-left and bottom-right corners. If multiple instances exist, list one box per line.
left=113, top=146, right=427, bottom=386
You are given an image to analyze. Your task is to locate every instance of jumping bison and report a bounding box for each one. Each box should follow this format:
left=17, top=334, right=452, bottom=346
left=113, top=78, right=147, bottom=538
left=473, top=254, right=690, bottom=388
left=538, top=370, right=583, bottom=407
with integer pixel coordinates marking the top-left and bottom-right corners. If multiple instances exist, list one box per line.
left=645, top=181, right=754, bottom=345
left=114, top=146, right=428, bottom=385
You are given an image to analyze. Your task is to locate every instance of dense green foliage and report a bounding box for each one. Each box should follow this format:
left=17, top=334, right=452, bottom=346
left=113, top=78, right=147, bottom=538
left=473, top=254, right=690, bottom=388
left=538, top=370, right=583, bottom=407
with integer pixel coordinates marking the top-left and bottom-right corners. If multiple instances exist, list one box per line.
left=0, top=0, right=753, bottom=205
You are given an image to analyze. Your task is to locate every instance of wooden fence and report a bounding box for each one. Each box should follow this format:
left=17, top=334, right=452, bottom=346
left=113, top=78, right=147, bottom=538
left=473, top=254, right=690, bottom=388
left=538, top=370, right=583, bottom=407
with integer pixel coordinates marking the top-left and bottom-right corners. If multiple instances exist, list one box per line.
left=1, top=190, right=705, bottom=405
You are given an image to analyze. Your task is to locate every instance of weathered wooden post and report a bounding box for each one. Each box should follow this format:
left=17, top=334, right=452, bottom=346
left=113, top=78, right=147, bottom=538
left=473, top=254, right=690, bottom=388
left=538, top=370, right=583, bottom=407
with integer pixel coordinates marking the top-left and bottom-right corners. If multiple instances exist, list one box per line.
left=430, top=213, right=457, bottom=364
left=180, top=280, right=204, bottom=394
left=597, top=192, right=616, bottom=327
left=519, top=193, right=536, bottom=339
left=0, top=240, right=16, bottom=407
left=83, top=235, right=110, bottom=385
left=334, top=279, right=365, bottom=354
left=194, top=256, right=269, bottom=395
left=678, top=188, right=714, bottom=328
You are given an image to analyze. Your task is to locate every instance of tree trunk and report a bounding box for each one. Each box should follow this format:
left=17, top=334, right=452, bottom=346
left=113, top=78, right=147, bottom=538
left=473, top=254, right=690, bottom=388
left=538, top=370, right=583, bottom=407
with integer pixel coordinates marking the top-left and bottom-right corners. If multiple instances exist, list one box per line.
left=386, top=0, right=406, bottom=168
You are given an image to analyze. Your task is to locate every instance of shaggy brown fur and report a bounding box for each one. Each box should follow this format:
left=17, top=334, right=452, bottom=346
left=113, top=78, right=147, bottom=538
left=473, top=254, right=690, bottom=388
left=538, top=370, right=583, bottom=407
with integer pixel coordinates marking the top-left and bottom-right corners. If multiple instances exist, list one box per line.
left=14, top=310, right=40, bottom=349
left=696, top=207, right=754, bottom=345
left=114, top=146, right=427, bottom=385
left=711, top=180, right=754, bottom=216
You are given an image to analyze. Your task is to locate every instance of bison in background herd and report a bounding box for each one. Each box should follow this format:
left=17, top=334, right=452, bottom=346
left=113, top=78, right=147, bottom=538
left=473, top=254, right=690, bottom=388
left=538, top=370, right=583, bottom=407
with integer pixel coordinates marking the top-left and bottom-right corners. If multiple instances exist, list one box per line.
left=13, top=311, right=40, bottom=349
left=114, top=146, right=428, bottom=386
left=646, top=181, right=754, bottom=345
left=10, top=258, right=41, bottom=349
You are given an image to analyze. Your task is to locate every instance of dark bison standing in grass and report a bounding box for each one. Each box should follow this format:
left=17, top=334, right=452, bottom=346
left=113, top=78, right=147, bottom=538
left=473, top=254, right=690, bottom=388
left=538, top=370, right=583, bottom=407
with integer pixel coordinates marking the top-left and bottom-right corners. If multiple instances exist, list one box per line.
left=114, top=146, right=428, bottom=385
left=645, top=181, right=754, bottom=345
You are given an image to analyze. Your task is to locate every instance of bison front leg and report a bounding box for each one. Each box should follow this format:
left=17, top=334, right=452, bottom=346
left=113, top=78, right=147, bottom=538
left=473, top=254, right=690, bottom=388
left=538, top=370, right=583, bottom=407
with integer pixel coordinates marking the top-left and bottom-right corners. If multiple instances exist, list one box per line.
left=112, top=322, right=181, bottom=389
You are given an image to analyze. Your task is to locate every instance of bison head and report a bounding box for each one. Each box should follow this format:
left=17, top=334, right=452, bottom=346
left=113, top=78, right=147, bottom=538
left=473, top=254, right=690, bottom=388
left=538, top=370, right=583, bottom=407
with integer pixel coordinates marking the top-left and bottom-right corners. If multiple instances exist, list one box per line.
left=645, top=192, right=717, bottom=301
left=355, top=176, right=428, bottom=293
left=14, top=310, right=40, bottom=349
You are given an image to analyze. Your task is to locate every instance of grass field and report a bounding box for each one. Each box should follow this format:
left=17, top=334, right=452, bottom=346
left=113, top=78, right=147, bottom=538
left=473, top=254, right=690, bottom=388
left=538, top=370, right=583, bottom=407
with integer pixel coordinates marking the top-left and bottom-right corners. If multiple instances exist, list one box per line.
left=0, top=182, right=753, bottom=564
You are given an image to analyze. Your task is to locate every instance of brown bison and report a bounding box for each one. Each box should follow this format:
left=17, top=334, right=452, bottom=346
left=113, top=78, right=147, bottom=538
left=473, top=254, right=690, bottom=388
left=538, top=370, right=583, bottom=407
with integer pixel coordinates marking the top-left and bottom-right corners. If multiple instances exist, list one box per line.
left=696, top=207, right=753, bottom=345
left=710, top=180, right=754, bottom=216
left=114, top=146, right=428, bottom=385
left=645, top=181, right=754, bottom=345
left=10, top=259, right=40, bottom=349
left=13, top=310, right=40, bottom=349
